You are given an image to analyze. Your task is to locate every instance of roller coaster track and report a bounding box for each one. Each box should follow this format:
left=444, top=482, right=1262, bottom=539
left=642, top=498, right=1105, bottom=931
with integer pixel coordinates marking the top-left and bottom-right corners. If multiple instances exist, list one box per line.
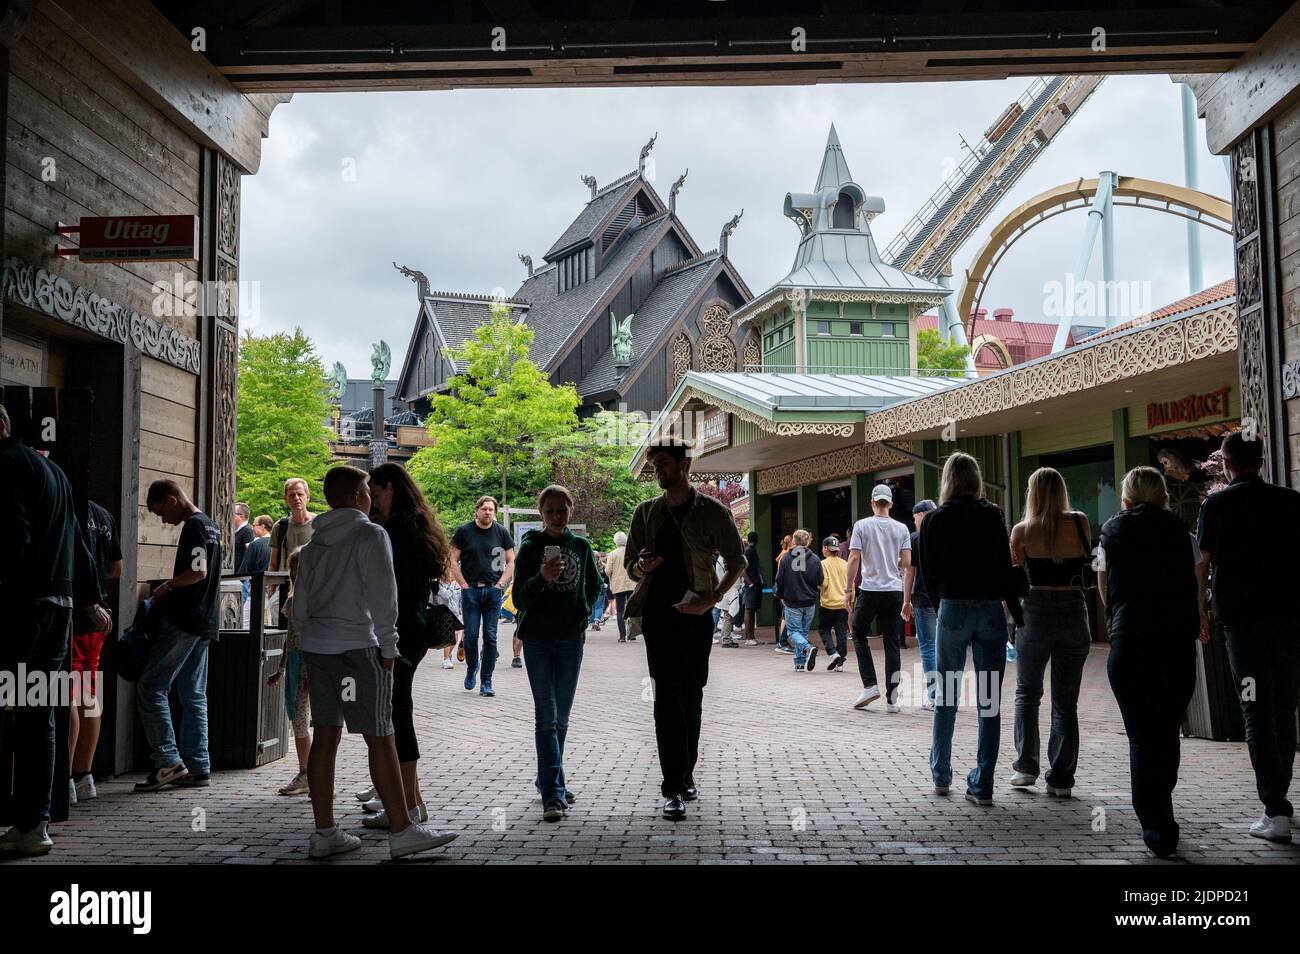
left=883, top=74, right=1105, bottom=280
left=955, top=176, right=1232, bottom=338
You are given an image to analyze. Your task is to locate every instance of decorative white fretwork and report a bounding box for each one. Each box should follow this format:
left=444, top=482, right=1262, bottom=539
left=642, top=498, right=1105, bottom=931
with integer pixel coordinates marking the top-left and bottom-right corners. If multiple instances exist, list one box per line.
left=743, top=331, right=762, bottom=372
left=756, top=442, right=913, bottom=496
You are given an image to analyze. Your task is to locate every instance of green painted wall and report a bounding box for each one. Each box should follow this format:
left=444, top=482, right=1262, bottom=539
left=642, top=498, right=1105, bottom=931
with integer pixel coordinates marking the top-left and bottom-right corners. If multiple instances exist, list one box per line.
left=934, top=435, right=1007, bottom=512
left=732, top=416, right=763, bottom=448
left=1020, top=412, right=1113, bottom=457
left=766, top=340, right=795, bottom=372
left=750, top=477, right=774, bottom=628
left=807, top=337, right=909, bottom=375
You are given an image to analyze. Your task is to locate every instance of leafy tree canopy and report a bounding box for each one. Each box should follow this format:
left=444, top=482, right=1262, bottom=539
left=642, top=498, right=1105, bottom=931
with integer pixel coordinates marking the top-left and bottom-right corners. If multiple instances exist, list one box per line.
left=916, top=326, right=971, bottom=377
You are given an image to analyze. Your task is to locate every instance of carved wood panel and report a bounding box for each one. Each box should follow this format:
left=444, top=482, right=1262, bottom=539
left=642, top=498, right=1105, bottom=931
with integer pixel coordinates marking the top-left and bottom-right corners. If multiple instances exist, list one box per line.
left=203, top=150, right=240, bottom=570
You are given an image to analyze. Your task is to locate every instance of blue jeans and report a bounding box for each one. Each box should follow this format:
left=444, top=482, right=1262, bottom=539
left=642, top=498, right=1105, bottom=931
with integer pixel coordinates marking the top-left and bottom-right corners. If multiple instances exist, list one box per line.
left=591, top=590, right=607, bottom=625
left=462, top=586, right=503, bottom=686
left=931, top=599, right=1007, bottom=799
left=914, top=603, right=938, bottom=703
left=137, top=614, right=211, bottom=774
left=783, top=604, right=816, bottom=668
left=523, top=637, right=584, bottom=804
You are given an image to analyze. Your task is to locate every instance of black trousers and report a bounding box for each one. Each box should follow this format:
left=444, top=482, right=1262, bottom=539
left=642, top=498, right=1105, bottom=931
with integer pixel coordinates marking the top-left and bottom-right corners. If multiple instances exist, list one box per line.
left=643, top=613, right=712, bottom=798
left=613, top=591, right=629, bottom=639
left=393, top=635, right=429, bottom=763
left=1222, top=619, right=1300, bottom=818
left=5, top=602, right=71, bottom=831
left=819, top=607, right=849, bottom=658
left=851, top=590, right=903, bottom=703
left=1107, top=636, right=1195, bottom=855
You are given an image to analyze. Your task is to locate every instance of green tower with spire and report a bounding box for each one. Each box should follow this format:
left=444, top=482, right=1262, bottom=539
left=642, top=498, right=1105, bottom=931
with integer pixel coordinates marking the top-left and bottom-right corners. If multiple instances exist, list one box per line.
left=734, top=125, right=951, bottom=376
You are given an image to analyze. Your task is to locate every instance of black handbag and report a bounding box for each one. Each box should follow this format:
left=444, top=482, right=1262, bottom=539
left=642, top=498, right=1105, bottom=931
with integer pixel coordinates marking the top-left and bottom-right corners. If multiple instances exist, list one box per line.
left=420, top=601, right=463, bottom=650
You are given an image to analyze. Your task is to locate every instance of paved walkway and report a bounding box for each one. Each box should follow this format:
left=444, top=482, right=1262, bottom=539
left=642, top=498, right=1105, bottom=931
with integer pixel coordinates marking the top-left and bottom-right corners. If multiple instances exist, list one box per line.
left=9, top=624, right=1296, bottom=865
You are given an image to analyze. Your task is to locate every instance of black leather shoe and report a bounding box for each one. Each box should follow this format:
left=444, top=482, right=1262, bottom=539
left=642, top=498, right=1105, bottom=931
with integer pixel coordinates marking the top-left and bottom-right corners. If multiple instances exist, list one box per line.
left=683, top=784, right=699, bottom=802
left=662, top=796, right=687, bottom=820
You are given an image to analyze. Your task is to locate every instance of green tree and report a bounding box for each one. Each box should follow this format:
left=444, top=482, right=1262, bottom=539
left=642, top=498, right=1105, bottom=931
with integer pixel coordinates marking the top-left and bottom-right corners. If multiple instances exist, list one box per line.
left=409, top=304, right=579, bottom=525
left=236, top=328, right=334, bottom=518
left=545, top=408, right=660, bottom=547
left=916, top=327, right=971, bottom=377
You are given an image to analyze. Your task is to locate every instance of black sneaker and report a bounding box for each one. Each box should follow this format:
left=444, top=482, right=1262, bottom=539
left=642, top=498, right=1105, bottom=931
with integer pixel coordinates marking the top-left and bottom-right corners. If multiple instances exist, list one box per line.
left=511, top=656, right=523, bottom=668
left=542, top=800, right=567, bottom=822
left=804, top=646, right=818, bottom=672
left=134, top=763, right=188, bottom=792
left=171, top=773, right=211, bottom=788
left=618, top=636, right=627, bottom=643
left=719, top=640, right=739, bottom=648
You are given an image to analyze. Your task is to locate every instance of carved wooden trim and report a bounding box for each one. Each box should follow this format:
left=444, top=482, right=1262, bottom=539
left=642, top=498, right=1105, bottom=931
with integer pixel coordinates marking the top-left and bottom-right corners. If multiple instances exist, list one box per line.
left=863, top=304, right=1238, bottom=442
left=2, top=256, right=201, bottom=374
left=756, top=441, right=912, bottom=496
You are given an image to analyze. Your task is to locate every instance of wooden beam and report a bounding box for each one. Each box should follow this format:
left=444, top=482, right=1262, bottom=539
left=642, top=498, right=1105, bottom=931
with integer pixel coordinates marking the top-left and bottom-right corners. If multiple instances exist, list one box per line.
left=1194, top=0, right=1300, bottom=154
left=41, top=0, right=287, bottom=172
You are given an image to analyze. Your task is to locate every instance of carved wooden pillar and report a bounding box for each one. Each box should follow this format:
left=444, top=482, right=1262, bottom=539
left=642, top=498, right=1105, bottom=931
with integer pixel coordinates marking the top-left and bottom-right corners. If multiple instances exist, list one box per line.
left=1231, top=126, right=1289, bottom=481
left=199, top=149, right=240, bottom=571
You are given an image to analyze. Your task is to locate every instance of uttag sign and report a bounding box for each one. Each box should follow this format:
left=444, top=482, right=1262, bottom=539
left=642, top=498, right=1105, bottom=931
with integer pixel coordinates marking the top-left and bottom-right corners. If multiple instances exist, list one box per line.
left=70, top=215, right=199, bottom=263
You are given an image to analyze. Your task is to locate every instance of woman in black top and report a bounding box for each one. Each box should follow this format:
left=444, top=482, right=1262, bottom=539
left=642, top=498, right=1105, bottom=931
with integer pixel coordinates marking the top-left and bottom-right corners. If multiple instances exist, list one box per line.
left=1097, top=466, right=1201, bottom=858
left=1008, top=467, right=1093, bottom=798
left=366, top=463, right=451, bottom=830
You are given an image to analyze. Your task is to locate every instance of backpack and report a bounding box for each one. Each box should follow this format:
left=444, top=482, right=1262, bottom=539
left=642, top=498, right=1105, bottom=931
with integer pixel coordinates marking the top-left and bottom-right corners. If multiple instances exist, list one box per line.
left=113, top=600, right=157, bottom=682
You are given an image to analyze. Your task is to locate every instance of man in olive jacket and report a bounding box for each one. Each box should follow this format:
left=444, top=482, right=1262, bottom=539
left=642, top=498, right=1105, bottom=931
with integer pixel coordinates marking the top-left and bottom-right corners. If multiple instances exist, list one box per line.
left=625, top=443, right=746, bottom=821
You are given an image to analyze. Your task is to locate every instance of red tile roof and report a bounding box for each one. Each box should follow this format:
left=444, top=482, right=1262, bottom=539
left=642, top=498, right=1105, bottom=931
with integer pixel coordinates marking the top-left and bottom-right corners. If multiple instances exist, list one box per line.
left=1080, top=278, right=1235, bottom=342
left=917, top=309, right=1066, bottom=369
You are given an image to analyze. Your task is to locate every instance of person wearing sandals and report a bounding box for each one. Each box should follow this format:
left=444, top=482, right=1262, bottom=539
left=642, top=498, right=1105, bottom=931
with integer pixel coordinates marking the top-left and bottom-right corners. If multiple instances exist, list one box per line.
left=512, top=485, right=602, bottom=822
left=1008, top=467, right=1093, bottom=798
left=364, top=462, right=453, bottom=832
left=269, top=547, right=311, bottom=795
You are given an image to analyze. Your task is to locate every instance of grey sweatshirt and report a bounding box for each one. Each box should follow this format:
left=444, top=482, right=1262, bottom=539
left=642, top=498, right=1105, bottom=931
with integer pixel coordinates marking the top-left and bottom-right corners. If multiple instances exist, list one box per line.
left=291, top=507, right=399, bottom=658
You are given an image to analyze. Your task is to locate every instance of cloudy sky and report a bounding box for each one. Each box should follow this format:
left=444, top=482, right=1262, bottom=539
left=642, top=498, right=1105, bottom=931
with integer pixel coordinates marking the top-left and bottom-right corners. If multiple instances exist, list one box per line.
left=242, top=74, right=1233, bottom=379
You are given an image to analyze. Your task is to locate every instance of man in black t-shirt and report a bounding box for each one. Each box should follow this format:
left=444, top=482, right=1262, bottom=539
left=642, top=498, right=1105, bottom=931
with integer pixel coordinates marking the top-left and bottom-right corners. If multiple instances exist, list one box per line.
left=136, top=479, right=222, bottom=792
left=450, top=496, right=515, bottom=697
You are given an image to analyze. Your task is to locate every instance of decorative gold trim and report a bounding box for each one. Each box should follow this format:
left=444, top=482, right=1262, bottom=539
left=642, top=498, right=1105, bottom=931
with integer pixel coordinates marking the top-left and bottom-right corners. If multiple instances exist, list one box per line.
left=756, top=441, right=912, bottom=495
left=862, top=304, right=1237, bottom=442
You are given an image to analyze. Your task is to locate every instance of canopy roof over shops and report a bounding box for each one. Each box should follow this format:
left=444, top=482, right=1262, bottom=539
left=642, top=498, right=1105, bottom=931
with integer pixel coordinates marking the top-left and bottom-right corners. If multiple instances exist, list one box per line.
left=630, top=370, right=963, bottom=475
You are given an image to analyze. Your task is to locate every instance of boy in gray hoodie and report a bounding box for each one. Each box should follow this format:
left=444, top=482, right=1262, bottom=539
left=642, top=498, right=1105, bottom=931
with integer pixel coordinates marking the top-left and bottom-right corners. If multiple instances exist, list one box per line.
left=292, top=465, right=457, bottom=860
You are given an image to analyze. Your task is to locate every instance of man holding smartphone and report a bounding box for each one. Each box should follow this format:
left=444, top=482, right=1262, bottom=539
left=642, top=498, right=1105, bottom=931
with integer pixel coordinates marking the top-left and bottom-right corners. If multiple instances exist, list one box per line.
left=625, top=442, right=746, bottom=821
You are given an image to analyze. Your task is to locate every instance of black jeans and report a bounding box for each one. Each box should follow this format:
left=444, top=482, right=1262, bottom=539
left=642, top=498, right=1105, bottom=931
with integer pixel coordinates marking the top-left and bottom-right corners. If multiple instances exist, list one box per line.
left=613, top=591, right=629, bottom=639
left=643, top=613, right=712, bottom=798
left=7, top=602, right=72, bottom=832
left=393, top=635, right=429, bottom=763
left=851, top=590, right=903, bottom=703
left=1107, top=635, right=1195, bottom=855
left=1221, top=619, right=1300, bottom=818
left=819, top=607, right=849, bottom=658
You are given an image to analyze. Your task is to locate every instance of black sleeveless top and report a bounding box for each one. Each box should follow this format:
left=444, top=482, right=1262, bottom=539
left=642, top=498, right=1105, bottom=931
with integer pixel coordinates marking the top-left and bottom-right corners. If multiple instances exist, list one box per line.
left=1023, top=514, right=1089, bottom=587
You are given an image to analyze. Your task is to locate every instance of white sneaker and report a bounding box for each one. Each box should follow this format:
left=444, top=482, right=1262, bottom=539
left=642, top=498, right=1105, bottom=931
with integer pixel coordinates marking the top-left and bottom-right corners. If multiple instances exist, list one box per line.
left=741, top=639, right=759, bottom=646
left=1249, top=812, right=1292, bottom=843
left=279, top=772, right=310, bottom=796
left=0, top=822, right=53, bottom=856
left=74, top=775, right=97, bottom=802
left=886, top=703, right=901, bottom=714
left=355, top=785, right=376, bottom=802
left=68, top=778, right=77, bottom=805
left=825, top=652, right=843, bottom=671
left=389, top=823, right=458, bottom=859
left=1046, top=786, right=1073, bottom=798
left=308, top=828, right=362, bottom=859
left=854, top=686, right=881, bottom=709
left=362, top=803, right=429, bottom=830
left=441, top=658, right=455, bottom=670
left=361, top=796, right=383, bottom=813
left=1009, top=772, right=1037, bottom=787
left=921, top=700, right=935, bottom=711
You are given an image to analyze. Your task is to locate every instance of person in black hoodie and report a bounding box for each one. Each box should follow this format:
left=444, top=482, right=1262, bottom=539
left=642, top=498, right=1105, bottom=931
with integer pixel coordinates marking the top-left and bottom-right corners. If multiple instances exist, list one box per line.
left=513, top=484, right=601, bottom=822
left=1098, top=466, right=1200, bottom=858
left=920, top=451, right=1022, bottom=807
left=366, top=463, right=452, bottom=831
left=0, top=404, right=108, bottom=856
left=773, top=529, right=822, bottom=672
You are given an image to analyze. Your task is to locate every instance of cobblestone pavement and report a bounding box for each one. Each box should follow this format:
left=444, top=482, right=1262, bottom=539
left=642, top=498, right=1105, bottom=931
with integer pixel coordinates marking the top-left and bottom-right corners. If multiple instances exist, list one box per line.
left=9, top=623, right=1297, bottom=865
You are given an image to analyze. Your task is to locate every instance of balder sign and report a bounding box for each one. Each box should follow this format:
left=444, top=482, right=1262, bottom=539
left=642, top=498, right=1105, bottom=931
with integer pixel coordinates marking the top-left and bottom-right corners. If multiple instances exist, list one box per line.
left=65, top=215, right=199, bottom=262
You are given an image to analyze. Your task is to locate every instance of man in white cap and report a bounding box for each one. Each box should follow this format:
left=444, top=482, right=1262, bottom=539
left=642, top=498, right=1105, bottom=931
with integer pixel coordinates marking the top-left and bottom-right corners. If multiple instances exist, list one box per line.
left=845, top=483, right=912, bottom=712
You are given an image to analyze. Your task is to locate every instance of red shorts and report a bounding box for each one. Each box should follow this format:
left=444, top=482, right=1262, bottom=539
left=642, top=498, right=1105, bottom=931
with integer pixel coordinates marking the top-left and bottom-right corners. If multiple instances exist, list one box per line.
left=71, top=629, right=108, bottom=701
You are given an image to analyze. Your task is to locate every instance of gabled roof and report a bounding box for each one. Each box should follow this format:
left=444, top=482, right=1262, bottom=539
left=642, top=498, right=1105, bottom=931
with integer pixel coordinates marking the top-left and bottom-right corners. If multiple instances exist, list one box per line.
left=577, top=253, right=723, bottom=398
left=395, top=291, right=528, bottom=401
left=543, top=172, right=662, bottom=261
left=516, top=211, right=674, bottom=371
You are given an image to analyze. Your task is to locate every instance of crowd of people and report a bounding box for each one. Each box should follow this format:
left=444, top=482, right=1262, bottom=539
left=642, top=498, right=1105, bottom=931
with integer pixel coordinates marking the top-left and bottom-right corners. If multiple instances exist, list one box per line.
left=2, top=395, right=1297, bottom=862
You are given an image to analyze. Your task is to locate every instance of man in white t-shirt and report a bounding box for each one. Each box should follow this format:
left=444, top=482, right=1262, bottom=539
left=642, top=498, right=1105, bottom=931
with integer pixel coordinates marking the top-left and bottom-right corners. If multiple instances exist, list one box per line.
left=845, top=484, right=912, bottom=713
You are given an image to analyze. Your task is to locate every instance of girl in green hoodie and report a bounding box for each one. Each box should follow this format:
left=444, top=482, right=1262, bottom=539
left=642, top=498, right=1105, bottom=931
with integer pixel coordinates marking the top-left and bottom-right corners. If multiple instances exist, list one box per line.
left=513, top=484, right=602, bottom=822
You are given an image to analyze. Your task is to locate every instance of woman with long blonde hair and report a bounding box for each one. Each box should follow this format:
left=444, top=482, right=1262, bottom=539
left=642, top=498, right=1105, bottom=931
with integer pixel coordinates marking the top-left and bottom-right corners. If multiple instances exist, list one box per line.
left=1008, top=467, right=1093, bottom=798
